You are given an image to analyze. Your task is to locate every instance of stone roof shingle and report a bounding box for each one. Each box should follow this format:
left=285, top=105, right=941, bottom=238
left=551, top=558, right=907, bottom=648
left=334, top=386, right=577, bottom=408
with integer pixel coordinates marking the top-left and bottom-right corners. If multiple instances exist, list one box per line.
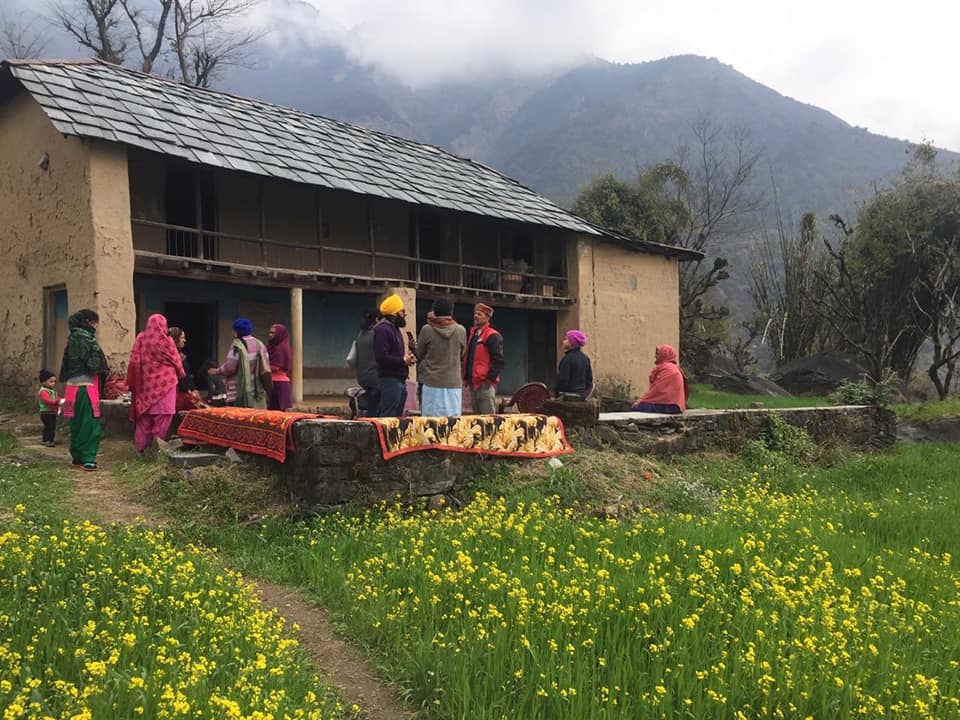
left=3, top=59, right=600, bottom=236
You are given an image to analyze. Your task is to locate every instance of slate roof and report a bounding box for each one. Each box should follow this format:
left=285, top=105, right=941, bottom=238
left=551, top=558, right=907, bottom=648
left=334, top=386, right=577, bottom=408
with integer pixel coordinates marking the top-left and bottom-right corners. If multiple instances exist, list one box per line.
left=1, top=58, right=602, bottom=236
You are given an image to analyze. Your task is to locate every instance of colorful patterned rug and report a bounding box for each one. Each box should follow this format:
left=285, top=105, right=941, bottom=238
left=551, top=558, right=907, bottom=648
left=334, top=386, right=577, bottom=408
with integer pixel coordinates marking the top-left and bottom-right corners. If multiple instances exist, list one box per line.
left=178, top=408, right=321, bottom=462
left=362, top=414, right=573, bottom=460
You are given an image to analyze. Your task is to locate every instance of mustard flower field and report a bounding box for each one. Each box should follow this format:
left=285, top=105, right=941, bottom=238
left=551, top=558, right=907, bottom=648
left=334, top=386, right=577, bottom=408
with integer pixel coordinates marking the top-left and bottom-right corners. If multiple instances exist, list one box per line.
left=0, top=508, right=345, bottom=720
left=225, top=444, right=960, bottom=719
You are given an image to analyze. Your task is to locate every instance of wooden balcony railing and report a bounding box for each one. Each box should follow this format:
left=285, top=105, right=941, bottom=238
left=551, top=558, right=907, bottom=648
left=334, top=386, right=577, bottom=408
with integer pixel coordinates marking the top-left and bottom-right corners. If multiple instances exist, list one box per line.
left=132, top=219, right=569, bottom=298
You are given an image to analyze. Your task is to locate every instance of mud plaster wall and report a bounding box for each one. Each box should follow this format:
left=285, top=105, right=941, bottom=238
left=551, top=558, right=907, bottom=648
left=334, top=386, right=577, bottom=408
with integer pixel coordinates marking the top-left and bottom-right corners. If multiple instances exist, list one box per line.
left=559, top=236, right=680, bottom=398
left=0, top=92, right=135, bottom=392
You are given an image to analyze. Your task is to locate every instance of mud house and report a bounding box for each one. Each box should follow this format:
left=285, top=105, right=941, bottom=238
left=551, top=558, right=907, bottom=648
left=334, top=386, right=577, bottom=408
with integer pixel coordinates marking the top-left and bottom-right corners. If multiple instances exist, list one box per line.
left=0, top=58, right=700, bottom=399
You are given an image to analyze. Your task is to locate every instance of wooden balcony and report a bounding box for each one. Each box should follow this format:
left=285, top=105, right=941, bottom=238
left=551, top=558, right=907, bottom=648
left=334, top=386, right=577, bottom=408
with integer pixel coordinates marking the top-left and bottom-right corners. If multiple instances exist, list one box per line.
left=131, top=219, right=573, bottom=305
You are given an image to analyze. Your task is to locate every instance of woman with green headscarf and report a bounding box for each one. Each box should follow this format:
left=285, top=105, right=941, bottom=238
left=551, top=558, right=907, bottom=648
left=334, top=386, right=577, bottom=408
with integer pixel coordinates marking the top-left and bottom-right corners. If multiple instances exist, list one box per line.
left=59, top=309, right=109, bottom=470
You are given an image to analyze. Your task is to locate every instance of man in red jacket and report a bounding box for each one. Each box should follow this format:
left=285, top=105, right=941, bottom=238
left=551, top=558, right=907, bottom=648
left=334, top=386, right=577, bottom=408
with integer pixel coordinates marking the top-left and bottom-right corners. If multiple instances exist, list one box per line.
left=462, top=303, right=504, bottom=414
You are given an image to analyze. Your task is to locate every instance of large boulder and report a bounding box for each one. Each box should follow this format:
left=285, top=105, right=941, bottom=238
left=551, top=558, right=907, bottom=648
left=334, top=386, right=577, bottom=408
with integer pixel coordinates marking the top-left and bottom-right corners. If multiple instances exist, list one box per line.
left=707, top=372, right=792, bottom=397
left=771, top=353, right=865, bottom=396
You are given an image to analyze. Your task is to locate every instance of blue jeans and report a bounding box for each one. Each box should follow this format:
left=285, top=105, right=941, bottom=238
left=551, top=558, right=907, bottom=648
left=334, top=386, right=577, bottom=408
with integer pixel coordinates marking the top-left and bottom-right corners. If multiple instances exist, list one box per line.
left=632, top=402, right=682, bottom=414
left=377, top=377, right=407, bottom=417
left=360, top=385, right=380, bottom=417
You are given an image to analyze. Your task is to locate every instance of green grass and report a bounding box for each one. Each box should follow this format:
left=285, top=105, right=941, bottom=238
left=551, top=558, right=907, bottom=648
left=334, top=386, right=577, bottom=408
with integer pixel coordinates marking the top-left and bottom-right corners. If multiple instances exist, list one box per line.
left=687, top=382, right=829, bottom=409
left=893, top=396, right=960, bottom=421
left=0, top=430, right=74, bottom=519
left=204, top=443, right=960, bottom=720
left=111, top=453, right=292, bottom=541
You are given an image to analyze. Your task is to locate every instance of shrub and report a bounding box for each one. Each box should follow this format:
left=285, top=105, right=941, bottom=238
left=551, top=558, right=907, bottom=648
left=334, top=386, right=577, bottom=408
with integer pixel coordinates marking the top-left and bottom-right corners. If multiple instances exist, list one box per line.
left=740, top=414, right=814, bottom=467
left=831, top=370, right=898, bottom=407
left=740, top=438, right=780, bottom=468
left=765, top=414, right=815, bottom=463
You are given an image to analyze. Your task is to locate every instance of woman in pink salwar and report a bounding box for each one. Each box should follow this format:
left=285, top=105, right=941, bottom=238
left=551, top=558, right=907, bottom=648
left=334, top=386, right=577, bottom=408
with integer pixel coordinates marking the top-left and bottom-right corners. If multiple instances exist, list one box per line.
left=126, top=314, right=185, bottom=452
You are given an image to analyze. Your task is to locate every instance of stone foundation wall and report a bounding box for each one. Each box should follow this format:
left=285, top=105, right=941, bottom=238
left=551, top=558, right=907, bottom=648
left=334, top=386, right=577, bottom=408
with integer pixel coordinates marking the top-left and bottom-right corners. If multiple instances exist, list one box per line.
left=573, top=406, right=896, bottom=455
left=285, top=406, right=895, bottom=506
left=286, top=420, right=500, bottom=506
left=99, top=403, right=896, bottom=507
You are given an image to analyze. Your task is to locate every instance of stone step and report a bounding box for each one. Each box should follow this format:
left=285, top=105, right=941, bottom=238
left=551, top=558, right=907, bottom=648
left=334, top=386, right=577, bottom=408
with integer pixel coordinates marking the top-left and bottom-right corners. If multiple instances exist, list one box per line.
left=165, top=451, right=224, bottom=469
left=14, top=423, right=44, bottom=436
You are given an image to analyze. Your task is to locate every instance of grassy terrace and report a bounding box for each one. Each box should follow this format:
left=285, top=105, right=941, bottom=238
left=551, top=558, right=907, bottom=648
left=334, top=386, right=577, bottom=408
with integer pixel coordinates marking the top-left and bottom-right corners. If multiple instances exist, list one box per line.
left=893, top=396, right=960, bottom=422
left=202, top=440, right=960, bottom=719
left=686, top=383, right=830, bottom=410
left=2, top=392, right=960, bottom=718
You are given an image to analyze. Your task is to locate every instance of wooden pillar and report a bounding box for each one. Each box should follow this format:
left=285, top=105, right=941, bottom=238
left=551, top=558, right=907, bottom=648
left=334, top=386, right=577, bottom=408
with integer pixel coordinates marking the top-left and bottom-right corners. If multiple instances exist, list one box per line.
left=258, top=178, right=266, bottom=266
left=368, top=199, right=376, bottom=277
left=291, top=287, right=303, bottom=403
left=315, top=188, right=324, bottom=272
left=457, top=215, right=464, bottom=287
left=560, top=234, right=568, bottom=296
left=194, top=174, right=204, bottom=260
left=496, top=228, right=503, bottom=291
left=414, top=207, right=421, bottom=282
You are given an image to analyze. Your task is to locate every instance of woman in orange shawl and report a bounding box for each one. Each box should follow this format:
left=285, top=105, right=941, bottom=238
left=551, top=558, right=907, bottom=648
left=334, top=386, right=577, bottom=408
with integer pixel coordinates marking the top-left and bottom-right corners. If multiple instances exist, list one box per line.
left=632, top=344, right=688, bottom=414
left=127, top=314, right=185, bottom=451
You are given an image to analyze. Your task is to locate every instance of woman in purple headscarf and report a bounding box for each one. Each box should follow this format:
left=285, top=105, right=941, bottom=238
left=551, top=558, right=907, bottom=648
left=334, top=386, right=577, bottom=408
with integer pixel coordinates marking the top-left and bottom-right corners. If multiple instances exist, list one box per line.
left=555, top=329, right=593, bottom=400
left=267, top=323, right=293, bottom=411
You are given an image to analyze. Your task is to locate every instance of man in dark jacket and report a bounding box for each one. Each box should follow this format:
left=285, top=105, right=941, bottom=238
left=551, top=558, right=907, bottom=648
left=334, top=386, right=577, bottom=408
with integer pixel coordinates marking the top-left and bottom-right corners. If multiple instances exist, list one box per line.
left=373, top=294, right=415, bottom=417
left=555, top=329, right=593, bottom=400
left=350, top=311, right=380, bottom=416
left=462, top=303, right=504, bottom=414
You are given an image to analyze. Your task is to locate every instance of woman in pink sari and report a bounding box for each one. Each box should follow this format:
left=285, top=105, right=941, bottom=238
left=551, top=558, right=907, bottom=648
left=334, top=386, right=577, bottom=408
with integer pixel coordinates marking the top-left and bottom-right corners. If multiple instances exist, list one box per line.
left=632, top=344, right=689, bottom=414
left=127, top=314, right=185, bottom=451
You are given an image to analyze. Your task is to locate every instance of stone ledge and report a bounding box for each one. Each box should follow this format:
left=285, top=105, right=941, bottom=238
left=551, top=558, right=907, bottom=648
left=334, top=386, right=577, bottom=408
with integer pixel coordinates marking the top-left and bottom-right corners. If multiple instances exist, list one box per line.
left=573, top=405, right=895, bottom=455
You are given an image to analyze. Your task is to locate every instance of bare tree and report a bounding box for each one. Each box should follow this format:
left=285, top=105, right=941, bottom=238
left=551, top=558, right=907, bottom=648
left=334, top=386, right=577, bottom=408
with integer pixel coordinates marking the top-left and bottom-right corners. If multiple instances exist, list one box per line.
left=0, top=10, right=51, bottom=58
left=907, top=234, right=960, bottom=399
left=749, top=176, right=835, bottom=365
left=672, top=117, right=763, bottom=369
left=54, top=0, right=128, bottom=65
left=170, top=0, right=261, bottom=87
left=808, top=214, right=916, bottom=381
left=119, top=0, right=172, bottom=74
left=52, top=0, right=260, bottom=86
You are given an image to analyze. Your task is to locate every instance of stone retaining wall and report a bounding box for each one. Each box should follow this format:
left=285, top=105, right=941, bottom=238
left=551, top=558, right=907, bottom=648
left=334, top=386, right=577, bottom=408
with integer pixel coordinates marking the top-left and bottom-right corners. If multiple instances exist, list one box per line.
left=101, top=401, right=896, bottom=507
left=286, top=420, right=497, bottom=506
left=285, top=406, right=895, bottom=506
left=572, top=406, right=896, bottom=455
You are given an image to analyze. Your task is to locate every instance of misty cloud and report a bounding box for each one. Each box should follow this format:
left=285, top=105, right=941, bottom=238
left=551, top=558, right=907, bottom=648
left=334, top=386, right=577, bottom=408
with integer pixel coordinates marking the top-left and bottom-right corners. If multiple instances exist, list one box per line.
left=254, top=0, right=603, bottom=86
left=248, top=0, right=960, bottom=151
left=4, top=0, right=959, bottom=150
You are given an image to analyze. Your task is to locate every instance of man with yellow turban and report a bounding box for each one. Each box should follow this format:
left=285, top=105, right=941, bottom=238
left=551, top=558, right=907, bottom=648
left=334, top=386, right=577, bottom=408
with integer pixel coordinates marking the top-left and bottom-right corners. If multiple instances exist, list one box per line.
left=373, top=293, right=415, bottom=416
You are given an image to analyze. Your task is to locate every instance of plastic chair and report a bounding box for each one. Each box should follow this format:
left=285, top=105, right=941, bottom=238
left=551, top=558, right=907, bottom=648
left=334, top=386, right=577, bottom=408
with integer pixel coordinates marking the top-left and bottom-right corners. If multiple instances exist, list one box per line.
left=497, top=382, right=551, bottom=414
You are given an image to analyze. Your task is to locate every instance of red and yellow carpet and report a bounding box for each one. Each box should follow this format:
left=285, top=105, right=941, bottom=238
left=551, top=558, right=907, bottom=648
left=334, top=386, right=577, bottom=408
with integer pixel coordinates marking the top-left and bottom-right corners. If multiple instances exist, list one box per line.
left=362, top=414, right=573, bottom=460
left=178, top=409, right=573, bottom=462
left=178, top=407, right=321, bottom=462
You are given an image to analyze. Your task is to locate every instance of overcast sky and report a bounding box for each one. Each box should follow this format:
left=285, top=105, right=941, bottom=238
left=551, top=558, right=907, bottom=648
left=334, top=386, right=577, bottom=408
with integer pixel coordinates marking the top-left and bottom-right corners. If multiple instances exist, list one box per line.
left=9, top=0, right=958, bottom=151
left=257, top=0, right=960, bottom=152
